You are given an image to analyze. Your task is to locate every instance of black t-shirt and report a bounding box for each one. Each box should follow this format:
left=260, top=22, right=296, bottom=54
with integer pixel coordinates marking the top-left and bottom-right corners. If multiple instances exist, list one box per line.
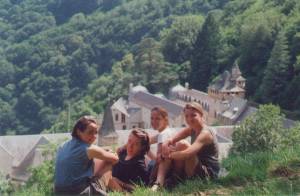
left=112, top=149, right=148, bottom=185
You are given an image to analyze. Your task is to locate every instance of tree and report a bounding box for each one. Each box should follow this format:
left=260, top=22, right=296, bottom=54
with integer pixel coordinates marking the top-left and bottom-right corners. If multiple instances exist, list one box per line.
left=0, top=60, right=15, bottom=87
left=0, top=99, right=16, bottom=135
left=48, top=0, right=101, bottom=24
left=15, top=90, right=43, bottom=134
left=259, top=31, right=290, bottom=104
left=134, top=38, right=166, bottom=92
left=238, top=10, right=284, bottom=98
left=190, top=12, right=221, bottom=91
left=160, top=15, right=204, bottom=64
left=70, top=62, right=97, bottom=89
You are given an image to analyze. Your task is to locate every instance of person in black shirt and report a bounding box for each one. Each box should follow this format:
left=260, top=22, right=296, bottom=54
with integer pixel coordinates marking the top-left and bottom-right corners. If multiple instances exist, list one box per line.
left=108, top=129, right=150, bottom=192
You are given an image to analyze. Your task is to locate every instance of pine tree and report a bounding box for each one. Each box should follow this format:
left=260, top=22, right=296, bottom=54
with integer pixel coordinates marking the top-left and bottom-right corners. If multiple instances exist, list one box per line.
left=190, top=12, right=221, bottom=91
left=259, top=31, right=290, bottom=104
left=134, top=38, right=167, bottom=92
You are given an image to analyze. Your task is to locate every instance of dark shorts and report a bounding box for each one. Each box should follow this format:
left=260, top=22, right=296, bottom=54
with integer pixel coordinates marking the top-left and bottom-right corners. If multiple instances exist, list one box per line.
left=54, top=176, right=107, bottom=196
left=194, top=163, right=219, bottom=179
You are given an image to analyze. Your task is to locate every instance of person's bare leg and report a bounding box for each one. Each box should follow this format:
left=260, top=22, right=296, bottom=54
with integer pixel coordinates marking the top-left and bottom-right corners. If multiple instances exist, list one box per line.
left=155, top=159, right=172, bottom=186
left=184, top=155, right=198, bottom=178
left=172, top=140, right=190, bottom=177
left=107, top=177, right=124, bottom=192
left=94, top=159, right=113, bottom=177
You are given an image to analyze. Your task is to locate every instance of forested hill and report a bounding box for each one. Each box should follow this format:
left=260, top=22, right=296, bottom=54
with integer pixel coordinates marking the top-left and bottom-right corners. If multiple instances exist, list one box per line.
left=0, top=0, right=299, bottom=135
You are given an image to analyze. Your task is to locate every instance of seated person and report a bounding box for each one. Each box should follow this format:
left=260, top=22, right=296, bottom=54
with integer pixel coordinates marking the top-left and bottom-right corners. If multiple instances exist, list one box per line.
left=54, top=116, right=119, bottom=195
left=162, top=102, right=220, bottom=180
left=116, top=107, right=174, bottom=191
left=108, top=128, right=150, bottom=192
left=148, top=107, right=174, bottom=190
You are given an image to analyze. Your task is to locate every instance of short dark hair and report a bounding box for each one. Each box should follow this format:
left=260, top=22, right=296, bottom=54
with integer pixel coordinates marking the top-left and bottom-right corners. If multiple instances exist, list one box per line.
left=130, top=128, right=150, bottom=156
left=151, top=106, right=169, bottom=124
left=71, top=116, right=97, bottom=139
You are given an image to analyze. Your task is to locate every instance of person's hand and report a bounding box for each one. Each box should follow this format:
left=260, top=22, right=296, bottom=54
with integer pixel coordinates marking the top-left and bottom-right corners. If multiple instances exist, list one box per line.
left=156, top=153, right=163, bottom=163
left=162, top=141, right=170, bottom=158
left=162, top=139, right=175, bottom=158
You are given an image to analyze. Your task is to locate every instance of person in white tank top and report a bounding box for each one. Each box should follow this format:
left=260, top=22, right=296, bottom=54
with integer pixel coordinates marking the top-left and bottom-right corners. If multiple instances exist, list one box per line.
left=149, top=107, right=175, bottom=191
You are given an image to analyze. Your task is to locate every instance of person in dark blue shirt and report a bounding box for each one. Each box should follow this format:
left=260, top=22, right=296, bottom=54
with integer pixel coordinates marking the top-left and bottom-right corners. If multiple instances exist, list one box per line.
left=54, top=116, right=119, bottom=195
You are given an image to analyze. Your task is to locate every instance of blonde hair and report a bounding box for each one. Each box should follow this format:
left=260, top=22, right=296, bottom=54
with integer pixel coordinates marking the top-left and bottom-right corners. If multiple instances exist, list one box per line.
left=184, top=102, right=204, bottom=116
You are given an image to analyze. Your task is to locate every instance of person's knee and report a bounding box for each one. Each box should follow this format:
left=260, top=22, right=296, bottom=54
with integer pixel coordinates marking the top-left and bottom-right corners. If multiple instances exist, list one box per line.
left=175, top=140, right=190, bottom=151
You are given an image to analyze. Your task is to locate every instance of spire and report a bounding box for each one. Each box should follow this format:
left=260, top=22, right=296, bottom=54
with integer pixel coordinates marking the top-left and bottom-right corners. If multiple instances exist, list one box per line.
left=231, top=60, right=242, bottom=80
left=98, top=103, right=115, bottom=140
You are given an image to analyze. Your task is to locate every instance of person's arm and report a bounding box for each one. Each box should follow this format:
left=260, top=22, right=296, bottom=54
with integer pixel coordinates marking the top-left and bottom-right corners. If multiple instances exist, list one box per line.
left=156, top=143, right=163, bottom=163
left=162, top=127, right=191, bottom=157
left=167, top=127, right=191, bottom=145
left=87, top=145, right=119, bottom=164
left=169, top=130, right=213, bottom=160
left=136, top=159, right=149, bottom=185
left=150, top=134, right=158, bottom=144
left=147, top=150, right=156, bottom=160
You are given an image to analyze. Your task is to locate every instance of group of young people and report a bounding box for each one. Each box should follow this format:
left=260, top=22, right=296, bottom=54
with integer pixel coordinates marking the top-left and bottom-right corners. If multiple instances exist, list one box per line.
left=54, top=102, right=220, bottom=195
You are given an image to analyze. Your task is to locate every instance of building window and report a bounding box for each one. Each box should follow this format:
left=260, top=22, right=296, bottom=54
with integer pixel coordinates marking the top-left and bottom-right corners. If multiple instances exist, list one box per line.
left=121, top=114, right=126, bottom=123
left=122, top=125, right=126, bottom=130
left=115, top=114, right=119, bottom=121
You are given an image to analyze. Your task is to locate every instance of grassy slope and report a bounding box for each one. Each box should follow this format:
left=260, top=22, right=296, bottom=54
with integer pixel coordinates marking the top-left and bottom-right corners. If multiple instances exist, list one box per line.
left=12, top=145, right=299, bottom=196
left=109, top=145, right=300, bottom=196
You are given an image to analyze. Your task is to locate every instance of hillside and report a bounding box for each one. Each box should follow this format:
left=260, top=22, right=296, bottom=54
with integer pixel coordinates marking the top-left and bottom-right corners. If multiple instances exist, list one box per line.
left=0, top=0, right=300, bottom=135
left=0, top=105, right=300, bottom=196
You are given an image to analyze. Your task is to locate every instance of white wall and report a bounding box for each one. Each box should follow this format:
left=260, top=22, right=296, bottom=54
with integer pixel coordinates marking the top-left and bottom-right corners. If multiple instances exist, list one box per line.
left=0, top=147, right=13, bottom=175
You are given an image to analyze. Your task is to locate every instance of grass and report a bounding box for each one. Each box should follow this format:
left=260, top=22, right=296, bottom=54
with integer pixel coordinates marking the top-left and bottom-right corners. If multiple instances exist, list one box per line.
left=10, top=145, right=300, bottom=196
left=114, top=145, right=300, bottom=196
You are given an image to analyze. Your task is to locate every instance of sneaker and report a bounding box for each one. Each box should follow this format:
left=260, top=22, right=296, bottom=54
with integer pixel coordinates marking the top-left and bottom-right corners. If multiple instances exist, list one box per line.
left=151, top=182, right=161, bottom=192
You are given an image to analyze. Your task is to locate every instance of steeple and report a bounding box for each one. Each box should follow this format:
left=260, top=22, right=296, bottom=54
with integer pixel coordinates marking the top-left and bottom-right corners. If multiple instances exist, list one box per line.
left=231, top=61, right=242, bottom=80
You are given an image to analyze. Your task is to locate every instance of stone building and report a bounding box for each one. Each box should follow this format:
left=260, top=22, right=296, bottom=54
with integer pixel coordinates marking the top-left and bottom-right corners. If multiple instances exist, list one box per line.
left=110, top=64, right=295, bottom=127
left=110, top=84, right=186, bottom=131
left=108, top=64, right=248, bottom=129
left=0, top=133, right=70, bottom=182
left=208, top=63, right=246, bottom=100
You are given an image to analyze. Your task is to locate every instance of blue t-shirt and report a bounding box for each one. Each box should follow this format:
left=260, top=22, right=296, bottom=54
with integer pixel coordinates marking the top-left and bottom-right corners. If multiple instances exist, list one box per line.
left=54, top=137, right=93, bottom=187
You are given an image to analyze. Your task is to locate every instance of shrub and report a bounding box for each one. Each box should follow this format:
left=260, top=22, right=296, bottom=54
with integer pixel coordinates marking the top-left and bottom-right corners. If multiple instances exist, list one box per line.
left=281, top=122, right=300, bottom=148
left=0, top=172, right=13, bottom=195
left=231, top=104, right=284, bottom=154
left=16, top=142, right=60, bottom=196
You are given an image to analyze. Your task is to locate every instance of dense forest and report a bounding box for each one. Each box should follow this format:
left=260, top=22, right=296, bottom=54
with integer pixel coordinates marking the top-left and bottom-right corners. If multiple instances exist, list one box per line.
left=0, top=0, right=300, bottom=135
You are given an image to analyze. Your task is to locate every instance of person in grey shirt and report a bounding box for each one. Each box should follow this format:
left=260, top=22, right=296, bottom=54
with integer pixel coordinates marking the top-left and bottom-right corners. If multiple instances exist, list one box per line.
left=162, top=102, right=220, bottom=180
